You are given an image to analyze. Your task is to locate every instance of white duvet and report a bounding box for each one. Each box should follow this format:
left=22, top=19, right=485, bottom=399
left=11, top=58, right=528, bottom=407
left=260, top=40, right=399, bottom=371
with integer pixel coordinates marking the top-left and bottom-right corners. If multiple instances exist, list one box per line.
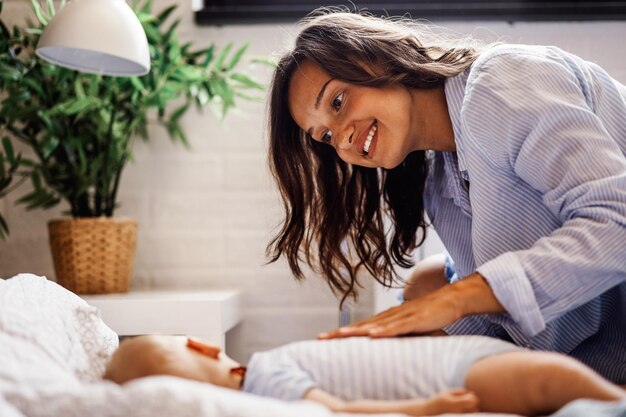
left=2, top=273, right=618, bottom=417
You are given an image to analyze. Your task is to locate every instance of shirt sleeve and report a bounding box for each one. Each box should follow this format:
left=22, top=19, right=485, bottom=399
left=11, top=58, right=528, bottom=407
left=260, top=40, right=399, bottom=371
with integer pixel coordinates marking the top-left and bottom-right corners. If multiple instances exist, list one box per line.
left=444, top=314, right=502, bottom=337
left=462, top=47, right=626, bottom=337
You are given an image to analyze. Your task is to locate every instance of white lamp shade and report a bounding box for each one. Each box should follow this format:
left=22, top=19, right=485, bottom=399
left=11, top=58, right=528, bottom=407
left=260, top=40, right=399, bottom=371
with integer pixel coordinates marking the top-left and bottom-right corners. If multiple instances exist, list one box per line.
left=36, top=0, right=150, bottom=76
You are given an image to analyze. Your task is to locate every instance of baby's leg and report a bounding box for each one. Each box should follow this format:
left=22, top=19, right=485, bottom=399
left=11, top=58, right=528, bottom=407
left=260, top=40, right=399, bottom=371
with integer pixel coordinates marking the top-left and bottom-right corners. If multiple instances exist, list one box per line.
left=465, top=351, right=625, bottom=416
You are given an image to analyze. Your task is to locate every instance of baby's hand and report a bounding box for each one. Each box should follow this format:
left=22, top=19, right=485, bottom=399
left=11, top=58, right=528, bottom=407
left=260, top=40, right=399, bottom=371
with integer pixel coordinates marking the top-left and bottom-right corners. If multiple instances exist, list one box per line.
left=422, top=389, right=480, bottom=415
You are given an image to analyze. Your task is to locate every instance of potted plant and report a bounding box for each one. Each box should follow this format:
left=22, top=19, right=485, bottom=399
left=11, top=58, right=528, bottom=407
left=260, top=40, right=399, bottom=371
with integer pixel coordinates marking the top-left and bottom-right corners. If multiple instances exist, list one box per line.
left=0, top=0, right=265, bottom=293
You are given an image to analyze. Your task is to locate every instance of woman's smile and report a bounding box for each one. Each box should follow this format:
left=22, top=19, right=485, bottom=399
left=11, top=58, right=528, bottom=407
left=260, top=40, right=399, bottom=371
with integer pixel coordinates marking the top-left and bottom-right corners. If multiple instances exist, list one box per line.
left=361, top=120, right=377, bottom=156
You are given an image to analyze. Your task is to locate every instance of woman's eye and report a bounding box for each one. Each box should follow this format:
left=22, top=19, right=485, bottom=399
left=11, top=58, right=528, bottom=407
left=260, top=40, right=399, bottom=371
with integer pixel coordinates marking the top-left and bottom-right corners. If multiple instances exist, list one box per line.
left=321, top=130, right=333, bottom=144
left=332, top=92, right=344, bottom=111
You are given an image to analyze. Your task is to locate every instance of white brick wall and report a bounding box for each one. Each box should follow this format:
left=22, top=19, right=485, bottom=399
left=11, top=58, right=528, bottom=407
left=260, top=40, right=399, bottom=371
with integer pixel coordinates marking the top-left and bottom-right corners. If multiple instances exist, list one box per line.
left=1, top=0, right=625, bottom=363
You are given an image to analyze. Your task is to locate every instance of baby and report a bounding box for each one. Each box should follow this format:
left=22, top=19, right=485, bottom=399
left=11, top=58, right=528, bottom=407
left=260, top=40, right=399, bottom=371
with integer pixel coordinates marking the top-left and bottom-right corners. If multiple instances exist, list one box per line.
left=104, top=335, right=625, bottom=416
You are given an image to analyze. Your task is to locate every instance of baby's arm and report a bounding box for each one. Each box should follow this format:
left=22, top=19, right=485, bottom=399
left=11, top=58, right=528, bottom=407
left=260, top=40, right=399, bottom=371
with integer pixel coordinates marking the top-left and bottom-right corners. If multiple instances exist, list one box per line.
left=403, top=253, right=449, bottom=301
left=304, top=388, right=478, bottom=416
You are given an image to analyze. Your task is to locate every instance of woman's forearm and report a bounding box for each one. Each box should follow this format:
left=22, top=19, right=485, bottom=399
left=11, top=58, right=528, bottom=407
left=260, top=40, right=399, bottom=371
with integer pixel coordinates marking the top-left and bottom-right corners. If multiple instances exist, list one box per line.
left=451, top=273, right=505, bottom=316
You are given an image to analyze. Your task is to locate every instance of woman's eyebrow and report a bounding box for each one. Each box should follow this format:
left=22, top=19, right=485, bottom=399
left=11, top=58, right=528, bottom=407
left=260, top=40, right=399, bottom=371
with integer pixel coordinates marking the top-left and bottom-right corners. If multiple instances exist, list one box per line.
left=307, top=78, right=335, bottom=139
left=315, top=78, right=335, bottom=110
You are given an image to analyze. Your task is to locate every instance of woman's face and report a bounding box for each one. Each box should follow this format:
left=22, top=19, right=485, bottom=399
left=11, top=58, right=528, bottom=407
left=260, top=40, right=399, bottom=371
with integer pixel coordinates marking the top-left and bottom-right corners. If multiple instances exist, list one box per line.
left=287, top=59, right=422, bottom=169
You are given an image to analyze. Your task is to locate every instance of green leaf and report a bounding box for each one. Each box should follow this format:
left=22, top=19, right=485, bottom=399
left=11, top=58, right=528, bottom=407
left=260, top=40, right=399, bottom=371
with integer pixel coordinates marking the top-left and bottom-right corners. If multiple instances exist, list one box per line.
left=167, top=37, right=181, bottom=63
left=31, top=0, right=48, bottom=25
left=130, top=76, right=146, bottom=93
left=11, top=90, right=31, bottom=102
left=162, top=80, right=187, bottom=94
left=213, top=43, right=233, bottom=71
left=234, top=90, right=263, bottom=102
left=174, top=124, right=188, bottom=146
left=143, top=23, right=160, bottom=44
left=50, top=97, right=98, bottom=115
left=230, top=72, right=264, bottom=90
left=155, top=4, right=176, bottom=26
left=41, top=136, right=60, bottom=159
left=226, top=43, right=248, bottom=71
left=31, top=171, right=42, bottom=189
left=18, top=159, right=38, bottom=168
left=250, top=56, right=278, bottom=67
left=23, top=190, right=55, bottom=210
left=174, top=65, right=204, bottom=82
left=136, top=12, right=154, bottom=24
left=2, top=137, right=15, bottom=162
left=74, top=78, right=86, bottom=99
left=36, top=110, right=55, bottom=133
left=0, top=62, right=21, bottom=81
left=46, top=0, right=55, bottom=17
left=0, top=214, right=9, bottom=240
left=170, top=103, right=189, bottom=123
left=202, top=45, right=215, bottom=67
left=139, top=0, right=153, bottom=14
left=16, top=189, right=38, bottom=205
left=22, top=77, right=46, bottom=98
left=163, top=19, right=180, bottom=43
left=88, top=75, right=100, bottom=96
left=0, top=18, right=10, bottom=42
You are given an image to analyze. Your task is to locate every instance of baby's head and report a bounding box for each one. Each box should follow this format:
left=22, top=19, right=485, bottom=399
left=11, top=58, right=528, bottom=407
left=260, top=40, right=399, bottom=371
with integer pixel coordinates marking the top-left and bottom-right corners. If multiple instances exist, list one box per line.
left=103, top=335, right=244, bottom=390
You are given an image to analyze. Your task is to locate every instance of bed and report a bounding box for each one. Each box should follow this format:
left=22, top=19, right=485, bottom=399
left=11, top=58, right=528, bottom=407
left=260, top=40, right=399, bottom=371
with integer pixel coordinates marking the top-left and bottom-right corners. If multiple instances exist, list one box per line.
left=0, top=273, right=623, bottom=417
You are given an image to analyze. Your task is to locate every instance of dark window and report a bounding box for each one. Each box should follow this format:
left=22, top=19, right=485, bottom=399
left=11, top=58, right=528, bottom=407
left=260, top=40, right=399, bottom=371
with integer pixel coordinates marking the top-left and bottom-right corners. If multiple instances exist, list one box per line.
left=195, top=1, right=626, bottom=25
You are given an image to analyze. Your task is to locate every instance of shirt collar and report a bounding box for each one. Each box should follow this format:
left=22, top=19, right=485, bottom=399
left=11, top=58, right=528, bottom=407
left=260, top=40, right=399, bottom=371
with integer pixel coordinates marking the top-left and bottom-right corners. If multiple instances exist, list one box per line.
left=444, top=69, right=470, bottom=173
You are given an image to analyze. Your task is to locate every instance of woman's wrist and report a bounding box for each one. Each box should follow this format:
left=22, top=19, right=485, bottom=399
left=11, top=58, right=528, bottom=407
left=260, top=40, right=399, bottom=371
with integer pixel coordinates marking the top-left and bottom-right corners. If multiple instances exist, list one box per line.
left=450, top=272, right=506, bottom=317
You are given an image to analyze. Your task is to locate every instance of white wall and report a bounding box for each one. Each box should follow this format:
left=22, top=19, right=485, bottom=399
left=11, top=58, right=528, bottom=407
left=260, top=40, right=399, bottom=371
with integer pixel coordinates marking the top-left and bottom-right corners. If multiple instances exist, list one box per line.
left=1, top=0, right=625, bottom=363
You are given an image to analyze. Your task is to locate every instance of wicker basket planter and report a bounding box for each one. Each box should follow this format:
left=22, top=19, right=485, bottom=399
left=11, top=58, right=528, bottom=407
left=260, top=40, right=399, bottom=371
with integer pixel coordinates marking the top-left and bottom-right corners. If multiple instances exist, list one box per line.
left=48, top=217, right=138, bottom=294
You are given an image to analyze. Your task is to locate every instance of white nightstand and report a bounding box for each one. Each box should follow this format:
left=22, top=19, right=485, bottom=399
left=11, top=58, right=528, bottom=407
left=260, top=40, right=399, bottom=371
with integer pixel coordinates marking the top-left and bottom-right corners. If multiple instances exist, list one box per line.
left=81, top=289, right=241, bottom=347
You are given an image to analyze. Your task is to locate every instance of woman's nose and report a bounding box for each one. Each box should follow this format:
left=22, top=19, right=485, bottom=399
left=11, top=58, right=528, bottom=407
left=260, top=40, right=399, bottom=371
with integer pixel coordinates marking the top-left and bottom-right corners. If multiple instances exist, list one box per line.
left=335, top=127, right=354, bottom=151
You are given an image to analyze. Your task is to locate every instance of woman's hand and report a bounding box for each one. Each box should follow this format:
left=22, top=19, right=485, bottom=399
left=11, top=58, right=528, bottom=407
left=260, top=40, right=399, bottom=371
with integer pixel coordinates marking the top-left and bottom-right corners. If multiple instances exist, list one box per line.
left=319, top=273, right=505, bottom=339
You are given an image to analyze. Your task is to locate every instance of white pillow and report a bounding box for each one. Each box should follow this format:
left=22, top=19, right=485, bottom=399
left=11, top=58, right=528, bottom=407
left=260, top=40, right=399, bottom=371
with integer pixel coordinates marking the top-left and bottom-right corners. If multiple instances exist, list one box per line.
left=0, top=273, right=118, bottom=387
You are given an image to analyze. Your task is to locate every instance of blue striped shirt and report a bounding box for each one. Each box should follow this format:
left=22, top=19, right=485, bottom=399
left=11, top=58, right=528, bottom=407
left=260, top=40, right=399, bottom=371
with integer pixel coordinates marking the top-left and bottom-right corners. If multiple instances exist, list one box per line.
left=424, top=44, right=626, bottom=384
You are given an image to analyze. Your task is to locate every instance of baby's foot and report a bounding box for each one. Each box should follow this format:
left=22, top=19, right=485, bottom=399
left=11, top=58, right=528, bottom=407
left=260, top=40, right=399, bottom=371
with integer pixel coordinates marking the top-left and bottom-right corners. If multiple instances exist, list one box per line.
left=424, top=389, right=480, bottom=415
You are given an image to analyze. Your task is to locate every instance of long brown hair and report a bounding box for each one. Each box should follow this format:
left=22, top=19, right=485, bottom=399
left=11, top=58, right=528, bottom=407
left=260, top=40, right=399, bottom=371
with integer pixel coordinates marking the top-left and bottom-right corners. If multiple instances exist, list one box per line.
left=267, top=9, right=482, bottom=306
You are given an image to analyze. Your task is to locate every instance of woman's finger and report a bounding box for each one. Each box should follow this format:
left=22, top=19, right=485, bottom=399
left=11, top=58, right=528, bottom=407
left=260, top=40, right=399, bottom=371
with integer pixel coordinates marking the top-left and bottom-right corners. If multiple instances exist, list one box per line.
left=320, top=283, right=465, bottom=339
left=368, top=317, right=432, bottom=337
left=368, top=304, right=456, bottom=337
left=318, top=326, right=369, bottom=339
left=319, top=308, right=413, bottom=339
left=341, top=303, right=406, bottom=327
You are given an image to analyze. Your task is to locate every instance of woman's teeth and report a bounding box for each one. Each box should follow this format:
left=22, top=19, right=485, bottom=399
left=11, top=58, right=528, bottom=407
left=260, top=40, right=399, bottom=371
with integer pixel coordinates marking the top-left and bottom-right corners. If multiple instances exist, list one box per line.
left=364, top=122, right=377, bottom=154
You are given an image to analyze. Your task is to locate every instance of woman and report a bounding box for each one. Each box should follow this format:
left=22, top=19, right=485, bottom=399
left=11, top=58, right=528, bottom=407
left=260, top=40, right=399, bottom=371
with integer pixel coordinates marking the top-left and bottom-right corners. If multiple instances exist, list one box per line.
left=265, top=10, right=626, bottom=384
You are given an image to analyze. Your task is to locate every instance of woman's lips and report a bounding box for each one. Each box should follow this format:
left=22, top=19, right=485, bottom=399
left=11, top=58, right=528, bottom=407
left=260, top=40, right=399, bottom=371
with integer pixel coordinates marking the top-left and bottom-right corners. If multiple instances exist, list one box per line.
left=359, top=120, right=377, bottom=156
left=364, top=122, right=377, bottom=158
